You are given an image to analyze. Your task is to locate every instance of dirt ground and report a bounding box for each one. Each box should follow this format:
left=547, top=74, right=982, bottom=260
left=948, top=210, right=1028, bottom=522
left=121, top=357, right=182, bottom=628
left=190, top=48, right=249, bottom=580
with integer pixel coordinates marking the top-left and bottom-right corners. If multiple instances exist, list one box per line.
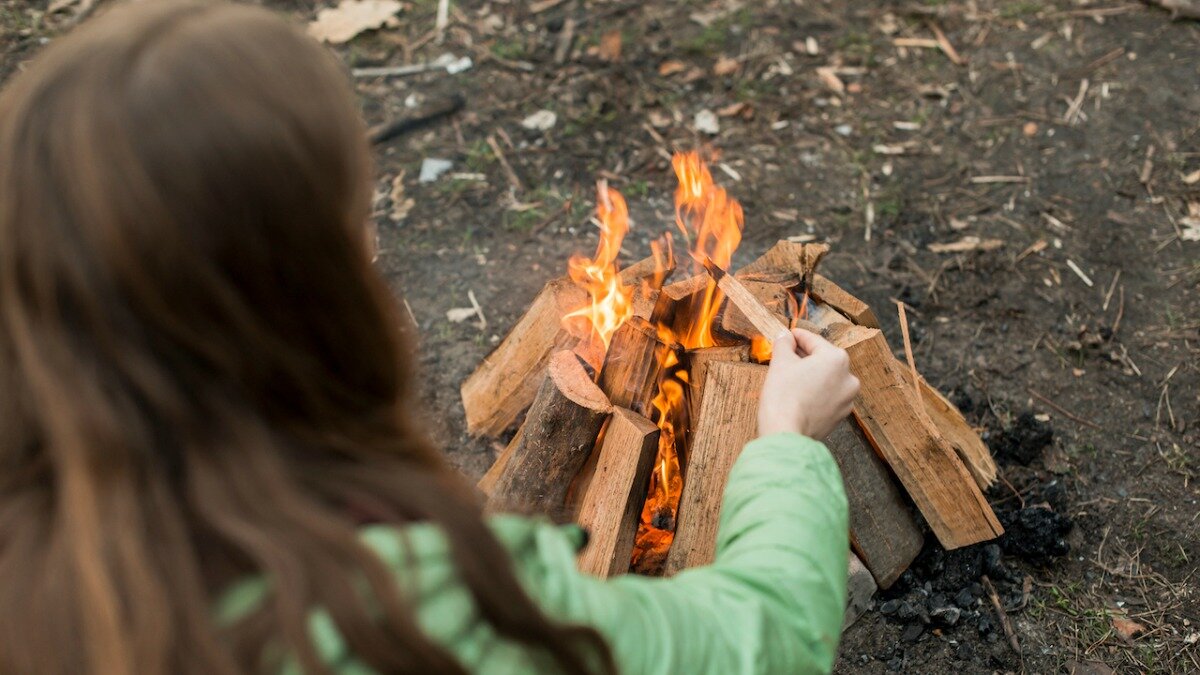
left=4, top=0, right=1198, bottom=672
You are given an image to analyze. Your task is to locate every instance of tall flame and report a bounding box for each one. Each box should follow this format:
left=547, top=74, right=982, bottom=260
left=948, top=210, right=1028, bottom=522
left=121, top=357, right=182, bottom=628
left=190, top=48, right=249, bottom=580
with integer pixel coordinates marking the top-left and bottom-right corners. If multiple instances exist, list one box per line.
left=632, top=151, right=747, bottom=573
left=672, top=152, right=744, bottom=349
left=562, top=182, right=634, bottom=351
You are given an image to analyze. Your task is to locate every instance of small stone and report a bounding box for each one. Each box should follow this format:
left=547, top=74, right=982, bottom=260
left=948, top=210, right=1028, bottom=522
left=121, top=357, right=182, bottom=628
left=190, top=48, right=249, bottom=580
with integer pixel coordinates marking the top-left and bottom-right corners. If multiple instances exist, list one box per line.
left=897, top=602, right=919, bottom=621
left=983, top=544, right=1003, bottom=573
left=835, top=124, right=853, bottom=136
left=887, top=657, right=904, bottom=672
left=520, top=109, right=557, bottom=132
left=954, top=588, right=977, bottom=608
left=879, top=599, right=903, bottom=616
left=901, top=623, right=925, bottom=642
left=694, top=109, right=720, bottom=135
left=977, top=615, right=994, bottom=635
left=931, top=606, right=962, bottom=627
left=418, top=158, right=453, bottom=183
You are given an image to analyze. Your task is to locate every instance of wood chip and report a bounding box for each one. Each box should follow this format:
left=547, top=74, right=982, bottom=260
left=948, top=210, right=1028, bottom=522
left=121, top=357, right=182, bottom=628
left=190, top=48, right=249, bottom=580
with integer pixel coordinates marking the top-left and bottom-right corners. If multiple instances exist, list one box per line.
left=816, top=66, right=845, bottom=93
left=1065, top=259, right=1094, bottom=287
left=529, top=0, right=566, bottom=12
left=1183, top=169, right=1200, bottom=185
left=598, top=29, right=622, bottom=62
left=929, top=22, right=964, bottom=65
left=928, top=237, right=1005, bottom=253
left=307, top=0, right=401, bottom=44
left=713, top=56, right=740, bottom=76
left=658, top=60, right=686, bottom=76
left=389, top=171, right=415, bottom=222
left=893, top=37, right=940, bottom=49
left=1015, top=239, right=1048, bottom=262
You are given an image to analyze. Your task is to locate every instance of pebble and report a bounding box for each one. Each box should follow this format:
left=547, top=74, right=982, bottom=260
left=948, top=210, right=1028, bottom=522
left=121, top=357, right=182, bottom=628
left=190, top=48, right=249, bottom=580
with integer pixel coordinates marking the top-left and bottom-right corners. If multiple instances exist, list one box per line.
left=879, top=599, right=903, bottom=616
left=931, top=606, right=962, bottom=627
left=834, top=124, right=853, bottom=136
left=897, top=602, right=920, bottom=621
left=955, top=588, right=977, bottom=608
left=901, top=623, right=925, bottom=643
left=978, top=615, right=994, bottom=635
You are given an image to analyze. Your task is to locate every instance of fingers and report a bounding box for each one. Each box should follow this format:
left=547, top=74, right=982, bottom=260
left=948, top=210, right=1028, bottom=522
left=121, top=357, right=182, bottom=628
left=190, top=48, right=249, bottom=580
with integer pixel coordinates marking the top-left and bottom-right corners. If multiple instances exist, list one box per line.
left=770, top=329, right=799, bottom=362
left=791, top=327, right=834, bottom=357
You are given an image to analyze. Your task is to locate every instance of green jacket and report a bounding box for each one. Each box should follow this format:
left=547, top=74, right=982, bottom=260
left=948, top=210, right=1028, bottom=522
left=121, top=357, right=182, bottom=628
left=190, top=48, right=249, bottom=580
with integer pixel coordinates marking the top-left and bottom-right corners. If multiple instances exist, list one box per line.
left=219, top=432, right=850, bottom=674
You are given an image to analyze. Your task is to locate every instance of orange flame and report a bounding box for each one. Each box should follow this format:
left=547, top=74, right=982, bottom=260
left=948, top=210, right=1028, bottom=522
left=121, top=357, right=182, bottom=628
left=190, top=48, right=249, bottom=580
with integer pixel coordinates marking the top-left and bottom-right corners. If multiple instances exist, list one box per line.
left=562, top=182, right=634, bottom=351
left=632, top=152, right=748, bottom=572
left=672, top=152, right=744, bottom=349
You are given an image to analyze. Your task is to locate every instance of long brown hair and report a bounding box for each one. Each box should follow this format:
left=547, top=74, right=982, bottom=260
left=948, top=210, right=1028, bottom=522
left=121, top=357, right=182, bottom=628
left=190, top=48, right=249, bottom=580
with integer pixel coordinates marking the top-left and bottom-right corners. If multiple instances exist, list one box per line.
left=0, top=2, right=613, bottom=673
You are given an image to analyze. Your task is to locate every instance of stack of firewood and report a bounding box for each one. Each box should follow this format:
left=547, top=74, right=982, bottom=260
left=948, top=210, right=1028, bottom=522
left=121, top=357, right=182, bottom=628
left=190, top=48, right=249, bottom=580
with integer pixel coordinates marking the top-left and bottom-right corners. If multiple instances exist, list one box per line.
left=462, top=240, right=1001, bottom=624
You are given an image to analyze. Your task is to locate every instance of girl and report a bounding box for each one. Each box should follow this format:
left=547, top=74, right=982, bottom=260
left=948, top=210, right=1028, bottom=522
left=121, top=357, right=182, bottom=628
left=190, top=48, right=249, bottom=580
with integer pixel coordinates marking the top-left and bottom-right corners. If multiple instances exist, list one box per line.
left=0, top=2, right=857, bottom=673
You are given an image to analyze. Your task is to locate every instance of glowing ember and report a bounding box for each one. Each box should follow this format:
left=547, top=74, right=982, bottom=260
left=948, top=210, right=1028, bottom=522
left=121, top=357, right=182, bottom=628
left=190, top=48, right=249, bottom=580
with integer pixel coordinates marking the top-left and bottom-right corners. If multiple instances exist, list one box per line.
left=562, top=181, right=635, bottom=351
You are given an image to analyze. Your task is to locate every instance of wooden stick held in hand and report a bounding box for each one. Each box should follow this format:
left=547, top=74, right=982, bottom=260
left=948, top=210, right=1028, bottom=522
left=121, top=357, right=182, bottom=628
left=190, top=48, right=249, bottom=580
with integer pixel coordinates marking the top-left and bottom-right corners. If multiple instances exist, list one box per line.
left=700, top=257, right=821, bottom=343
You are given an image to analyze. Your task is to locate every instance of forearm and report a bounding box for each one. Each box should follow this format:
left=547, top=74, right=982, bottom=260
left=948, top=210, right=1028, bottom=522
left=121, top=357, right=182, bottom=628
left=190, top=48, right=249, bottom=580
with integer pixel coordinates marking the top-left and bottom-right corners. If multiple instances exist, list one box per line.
left=524, top=432, right=850, bottom=674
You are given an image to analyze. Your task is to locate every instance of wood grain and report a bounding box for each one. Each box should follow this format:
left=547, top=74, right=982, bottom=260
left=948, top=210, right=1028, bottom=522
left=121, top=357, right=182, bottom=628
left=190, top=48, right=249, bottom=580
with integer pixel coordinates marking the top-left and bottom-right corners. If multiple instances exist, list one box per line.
left=915, top=373, right=998, bottom=490
left=825, top=323, right=1004, bottom=549
left=664, top=362, right=768, bottom=574
left=597, top=317, right=668, bottom=418
left=487, top=350, right=613, bottom=514
left=461, top=279, right=586, bottom=437
left=811, top=274, right=880, bottom=328
left=576, top=408, right=660, bottom=578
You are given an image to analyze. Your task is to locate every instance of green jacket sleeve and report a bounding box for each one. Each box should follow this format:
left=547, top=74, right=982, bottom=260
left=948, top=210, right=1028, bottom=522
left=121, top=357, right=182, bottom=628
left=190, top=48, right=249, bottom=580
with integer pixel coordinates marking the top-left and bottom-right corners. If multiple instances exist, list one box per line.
left=515, top=432, right=850, bottom=675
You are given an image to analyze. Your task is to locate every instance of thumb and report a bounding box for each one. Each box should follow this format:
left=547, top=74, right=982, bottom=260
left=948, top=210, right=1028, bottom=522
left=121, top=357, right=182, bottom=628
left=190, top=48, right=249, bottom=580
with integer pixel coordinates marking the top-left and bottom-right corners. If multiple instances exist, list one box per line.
left=792, top=327, right=832, bottom=357
left=770, top=329, right=800, bottom=362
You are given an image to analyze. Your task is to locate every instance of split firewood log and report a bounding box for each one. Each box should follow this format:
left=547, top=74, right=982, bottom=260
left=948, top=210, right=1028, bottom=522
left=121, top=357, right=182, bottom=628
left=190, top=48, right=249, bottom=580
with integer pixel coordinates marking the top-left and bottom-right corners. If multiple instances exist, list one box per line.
left=825, top=323, right=1003, bottom=549
left=597, top=317, right=669, bottom=418
left=576, top=408, right=660, bottom=578
left=664, top=361, right=767, bottom=574
left=485, top=350, right=612, bottom=514
left=462, top=255, right=670, bottom=438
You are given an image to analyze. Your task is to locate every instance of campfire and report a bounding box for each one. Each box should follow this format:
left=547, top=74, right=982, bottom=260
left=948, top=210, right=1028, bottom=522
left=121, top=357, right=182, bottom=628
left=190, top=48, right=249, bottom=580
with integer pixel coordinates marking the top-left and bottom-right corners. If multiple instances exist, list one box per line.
left=463, top=151, right=1003, bottom=621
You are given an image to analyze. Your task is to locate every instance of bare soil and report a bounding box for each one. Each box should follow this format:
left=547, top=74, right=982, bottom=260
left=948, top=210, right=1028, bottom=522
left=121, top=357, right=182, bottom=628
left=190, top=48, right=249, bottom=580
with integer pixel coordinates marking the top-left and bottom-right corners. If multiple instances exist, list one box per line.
left=4, top=0, right=1198, bottom=672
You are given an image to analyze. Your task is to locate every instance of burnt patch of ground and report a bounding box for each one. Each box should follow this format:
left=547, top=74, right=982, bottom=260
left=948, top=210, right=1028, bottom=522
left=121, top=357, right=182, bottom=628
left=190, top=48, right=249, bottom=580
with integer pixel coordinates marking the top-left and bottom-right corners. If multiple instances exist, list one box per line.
left=5, top=1, right=1198, bottom=672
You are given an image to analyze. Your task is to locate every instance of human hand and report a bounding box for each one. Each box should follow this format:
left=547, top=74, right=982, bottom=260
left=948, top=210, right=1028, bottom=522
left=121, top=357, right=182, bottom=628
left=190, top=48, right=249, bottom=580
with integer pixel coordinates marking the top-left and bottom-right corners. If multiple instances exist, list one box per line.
left=758, top=328, right=860, bottom=440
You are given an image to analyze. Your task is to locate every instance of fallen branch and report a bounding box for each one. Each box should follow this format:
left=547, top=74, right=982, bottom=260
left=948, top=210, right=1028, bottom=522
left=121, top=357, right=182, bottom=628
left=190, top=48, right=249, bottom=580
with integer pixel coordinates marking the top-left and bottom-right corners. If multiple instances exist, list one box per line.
left=982, top=575, right=1021, bottom=656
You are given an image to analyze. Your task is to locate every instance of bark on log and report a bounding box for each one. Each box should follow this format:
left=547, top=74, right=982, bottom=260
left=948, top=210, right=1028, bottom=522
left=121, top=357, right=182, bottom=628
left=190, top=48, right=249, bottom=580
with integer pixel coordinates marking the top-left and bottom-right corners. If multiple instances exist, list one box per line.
left=811, top=274, right=880, bottom=329
left=825, top=420, right=924, bottom=588
left=597, top=317, right=668, bottom=418
left=576, top=408, right=660, bottom=578
left=487, top=350, right=613, bottom=513
left=844, top=553, right=878, bottom=630
left=461, top=279, right=587, bottom=437
left=664, top=362, right=768, bottom=574
left=825, top=323, right=1003, bottom=549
